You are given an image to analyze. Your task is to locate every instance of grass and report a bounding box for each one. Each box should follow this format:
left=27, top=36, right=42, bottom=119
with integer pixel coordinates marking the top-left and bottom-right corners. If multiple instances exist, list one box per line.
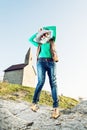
left=0, top=81, right=79, bottom=109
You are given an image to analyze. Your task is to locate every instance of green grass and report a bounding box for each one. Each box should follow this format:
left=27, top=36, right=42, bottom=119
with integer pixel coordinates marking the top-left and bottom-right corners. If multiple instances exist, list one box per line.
left=0, top=82, right=79, bottom=109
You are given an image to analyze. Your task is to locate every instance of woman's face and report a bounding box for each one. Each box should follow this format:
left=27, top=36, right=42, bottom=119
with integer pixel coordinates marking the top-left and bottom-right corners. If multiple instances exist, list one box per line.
left=40, top=32, right=50, bottom=40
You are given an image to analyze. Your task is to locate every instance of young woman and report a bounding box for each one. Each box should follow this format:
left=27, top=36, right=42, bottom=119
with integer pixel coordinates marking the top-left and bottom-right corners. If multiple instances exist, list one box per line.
left=28, top=26, right=60, bottom=119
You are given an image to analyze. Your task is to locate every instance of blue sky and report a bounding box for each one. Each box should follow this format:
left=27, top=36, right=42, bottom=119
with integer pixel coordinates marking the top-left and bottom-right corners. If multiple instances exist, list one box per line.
left=0, top=0, right=87, bottom=99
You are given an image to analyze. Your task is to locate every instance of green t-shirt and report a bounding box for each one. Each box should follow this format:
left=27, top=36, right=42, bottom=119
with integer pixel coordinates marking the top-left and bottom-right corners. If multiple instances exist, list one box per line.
left=28, top=26, right=56, bottom=58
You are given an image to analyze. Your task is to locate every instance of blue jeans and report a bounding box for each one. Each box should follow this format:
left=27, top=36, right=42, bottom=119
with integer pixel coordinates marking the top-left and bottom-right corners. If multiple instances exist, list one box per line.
left=32, top=58, right=58, bottom=108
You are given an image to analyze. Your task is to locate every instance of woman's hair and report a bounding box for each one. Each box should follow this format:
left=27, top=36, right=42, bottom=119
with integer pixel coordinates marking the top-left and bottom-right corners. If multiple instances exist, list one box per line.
left=49, top=36, right=55, bottom=42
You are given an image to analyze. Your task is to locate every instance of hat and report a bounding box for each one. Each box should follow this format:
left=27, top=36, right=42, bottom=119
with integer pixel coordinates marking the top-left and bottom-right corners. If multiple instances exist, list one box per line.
left=34, top=29, right=52, bottom=43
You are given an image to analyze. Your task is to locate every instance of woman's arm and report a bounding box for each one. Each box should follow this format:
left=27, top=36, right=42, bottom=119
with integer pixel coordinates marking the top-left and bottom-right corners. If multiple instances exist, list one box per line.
left=43, top=26, right=56, bottom=41
left=28, top=33, right=39, bottom=47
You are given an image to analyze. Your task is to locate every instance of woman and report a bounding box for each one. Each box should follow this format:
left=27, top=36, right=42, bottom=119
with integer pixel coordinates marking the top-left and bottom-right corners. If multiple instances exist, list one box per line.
left=28, top=26, right=60, bottom=119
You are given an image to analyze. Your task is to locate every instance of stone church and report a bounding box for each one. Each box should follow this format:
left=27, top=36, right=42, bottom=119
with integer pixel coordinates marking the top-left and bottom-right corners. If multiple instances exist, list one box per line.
left=3, top=48, right=36, bottom=87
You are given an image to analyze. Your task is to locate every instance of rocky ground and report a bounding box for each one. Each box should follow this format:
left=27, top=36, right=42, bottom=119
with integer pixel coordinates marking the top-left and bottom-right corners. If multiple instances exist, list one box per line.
left=0, top=98, right=87, bottom=130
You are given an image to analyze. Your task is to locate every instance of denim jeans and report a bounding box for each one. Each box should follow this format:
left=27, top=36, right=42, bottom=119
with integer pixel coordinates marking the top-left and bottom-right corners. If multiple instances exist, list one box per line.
left=32, top=58, right=58, bottom=108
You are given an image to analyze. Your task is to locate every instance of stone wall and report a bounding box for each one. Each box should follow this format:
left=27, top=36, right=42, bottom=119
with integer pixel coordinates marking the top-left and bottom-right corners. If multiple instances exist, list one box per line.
left=22, top=65, right=36, bottom=87
left=3, top=70, right=23, bottom=85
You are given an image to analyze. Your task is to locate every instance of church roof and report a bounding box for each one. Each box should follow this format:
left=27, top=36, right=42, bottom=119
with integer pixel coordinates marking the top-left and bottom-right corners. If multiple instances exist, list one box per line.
left=4, top=63, right=27, bottom=72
